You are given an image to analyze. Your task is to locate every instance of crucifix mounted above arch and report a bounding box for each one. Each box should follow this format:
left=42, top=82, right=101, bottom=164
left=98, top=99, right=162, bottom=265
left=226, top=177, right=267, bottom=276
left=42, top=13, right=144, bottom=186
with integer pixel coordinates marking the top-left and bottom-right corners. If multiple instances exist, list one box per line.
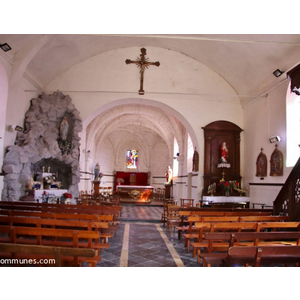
left=125, top=48, right=160, bottom=95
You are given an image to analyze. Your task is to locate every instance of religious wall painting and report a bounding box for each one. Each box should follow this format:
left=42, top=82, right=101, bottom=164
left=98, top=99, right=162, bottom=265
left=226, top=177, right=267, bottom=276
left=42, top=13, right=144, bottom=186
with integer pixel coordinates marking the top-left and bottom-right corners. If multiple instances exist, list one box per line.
left=270, top=144, right=283, bottom=176
left=256, top=148, right=267, bottom=177
left=126, top=149, right=138, bottom=169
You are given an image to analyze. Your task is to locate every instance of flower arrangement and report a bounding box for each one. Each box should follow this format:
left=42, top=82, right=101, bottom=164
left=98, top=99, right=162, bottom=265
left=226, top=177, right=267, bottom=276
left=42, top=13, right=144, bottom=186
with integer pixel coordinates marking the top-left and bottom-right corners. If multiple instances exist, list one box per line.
left=43, top=174, right=56, bottom=189
left=218, top=179, right=238, bottom=192
left=57, top=138, right=73, bottom=155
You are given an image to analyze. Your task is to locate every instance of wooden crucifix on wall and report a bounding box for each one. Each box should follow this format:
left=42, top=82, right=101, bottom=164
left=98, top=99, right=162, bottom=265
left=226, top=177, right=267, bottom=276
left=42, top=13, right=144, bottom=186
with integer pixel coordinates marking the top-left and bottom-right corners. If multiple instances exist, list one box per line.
left=125, top=48, right=160, bottom=95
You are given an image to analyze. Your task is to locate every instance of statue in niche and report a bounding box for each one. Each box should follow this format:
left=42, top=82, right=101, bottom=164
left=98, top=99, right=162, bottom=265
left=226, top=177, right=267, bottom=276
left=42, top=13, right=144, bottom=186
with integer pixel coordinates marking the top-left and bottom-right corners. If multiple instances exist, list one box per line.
left=57, top=116, right=72, bottom=155
left=164, top=166, right=173, bottom=186
left=192, top=147, right=199, bottom=172
left=220, top=142, right=228, bottom=163
left=60, top=116, right=69, bottom=141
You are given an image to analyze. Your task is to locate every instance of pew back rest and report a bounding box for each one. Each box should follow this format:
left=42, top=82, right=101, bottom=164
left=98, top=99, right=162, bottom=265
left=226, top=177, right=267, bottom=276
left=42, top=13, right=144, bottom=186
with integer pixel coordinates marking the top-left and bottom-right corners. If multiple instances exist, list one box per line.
left=257, top=222, right=300, bottom=231
left=0, top=215, right=109, bottom=229
left=239, top=216, right=290, bottom=222
left=227, top=245, right=300, bottom=266
left=201, top=216, right=241, bottom=222
left=0, top=210, right=113, bottom=222
left=194, top=222, right=259, bottom=232
left=204, top=231, right=300, bottom=246
left=3, top=226, right=101, bottom=249
left=179, top=210, right=272, bottom=217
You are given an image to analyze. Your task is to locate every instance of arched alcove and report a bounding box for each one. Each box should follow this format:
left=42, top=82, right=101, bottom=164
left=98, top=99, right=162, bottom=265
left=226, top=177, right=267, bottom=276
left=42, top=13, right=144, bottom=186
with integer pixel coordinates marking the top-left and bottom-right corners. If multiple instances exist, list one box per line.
left=202, top=120, right=243, bottom=196
left=80, top=98, right=200, bottom=195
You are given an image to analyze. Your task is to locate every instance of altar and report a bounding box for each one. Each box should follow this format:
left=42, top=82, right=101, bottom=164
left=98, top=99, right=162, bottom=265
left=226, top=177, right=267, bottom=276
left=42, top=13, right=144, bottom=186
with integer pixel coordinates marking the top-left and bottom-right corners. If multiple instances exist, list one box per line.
left=202, top=196, right=250, bottom=208
left=34, top=189, right=68, bottom=202
left=116, top=185, right=154, bottom=203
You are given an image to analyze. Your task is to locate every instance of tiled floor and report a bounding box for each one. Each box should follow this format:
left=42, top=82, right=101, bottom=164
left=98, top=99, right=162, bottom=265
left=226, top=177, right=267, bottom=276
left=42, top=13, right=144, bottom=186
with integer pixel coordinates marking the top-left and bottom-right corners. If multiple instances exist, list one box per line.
left=95, top=204, right=200, bottom=267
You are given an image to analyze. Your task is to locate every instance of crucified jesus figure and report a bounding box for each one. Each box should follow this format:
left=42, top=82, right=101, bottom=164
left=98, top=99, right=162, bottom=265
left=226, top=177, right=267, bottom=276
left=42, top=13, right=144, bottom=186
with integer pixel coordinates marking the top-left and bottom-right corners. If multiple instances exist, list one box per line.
left=126, top=48, right=160, bottom=95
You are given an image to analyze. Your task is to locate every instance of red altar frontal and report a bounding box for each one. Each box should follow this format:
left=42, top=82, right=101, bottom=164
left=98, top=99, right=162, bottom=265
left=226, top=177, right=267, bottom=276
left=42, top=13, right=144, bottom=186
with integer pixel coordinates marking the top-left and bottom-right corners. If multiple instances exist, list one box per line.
left=116, top=185, right=154, bottom=203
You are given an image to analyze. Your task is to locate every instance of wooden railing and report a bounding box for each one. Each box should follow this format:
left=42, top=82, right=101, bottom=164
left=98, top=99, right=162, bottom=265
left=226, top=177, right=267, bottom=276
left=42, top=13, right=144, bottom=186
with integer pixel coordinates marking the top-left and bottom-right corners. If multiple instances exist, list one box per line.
left=273, top=156, right=300, bottom=221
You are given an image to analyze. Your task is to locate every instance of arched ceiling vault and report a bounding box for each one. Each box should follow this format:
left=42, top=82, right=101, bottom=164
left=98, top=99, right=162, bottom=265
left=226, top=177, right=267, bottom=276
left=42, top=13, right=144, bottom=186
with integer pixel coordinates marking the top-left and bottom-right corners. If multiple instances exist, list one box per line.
left=86, top=104, right=185, bottom=157
left=1, top=34, right=300, bottom=101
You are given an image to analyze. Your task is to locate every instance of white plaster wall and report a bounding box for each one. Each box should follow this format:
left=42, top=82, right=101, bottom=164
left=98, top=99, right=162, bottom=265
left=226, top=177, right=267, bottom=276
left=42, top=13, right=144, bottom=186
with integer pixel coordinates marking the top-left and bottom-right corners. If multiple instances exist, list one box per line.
left=249, top=185, right=282, bottom=207
left=4, top=77, right=40, bottom=148
left=243, top=80, right=290, bottom=205
left=0, top=57, right=10, bottom=193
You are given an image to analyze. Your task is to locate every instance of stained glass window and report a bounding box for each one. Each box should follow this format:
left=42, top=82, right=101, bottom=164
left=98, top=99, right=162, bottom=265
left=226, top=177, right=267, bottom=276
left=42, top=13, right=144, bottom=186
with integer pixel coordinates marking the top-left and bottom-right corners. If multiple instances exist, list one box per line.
left=126, top=149, right=138, bottom=169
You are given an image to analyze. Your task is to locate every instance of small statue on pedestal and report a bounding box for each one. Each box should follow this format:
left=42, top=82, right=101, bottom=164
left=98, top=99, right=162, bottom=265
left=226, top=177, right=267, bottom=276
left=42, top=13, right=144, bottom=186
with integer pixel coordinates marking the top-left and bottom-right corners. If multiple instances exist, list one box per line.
left=164, top=166, right=173, bottom=186
left=94, top=163, right=100, bottom=181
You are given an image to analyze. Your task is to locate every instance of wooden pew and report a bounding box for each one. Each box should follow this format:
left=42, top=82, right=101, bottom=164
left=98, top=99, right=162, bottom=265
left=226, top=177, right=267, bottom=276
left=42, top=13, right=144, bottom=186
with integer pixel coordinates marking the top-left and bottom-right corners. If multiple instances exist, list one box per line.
left=239, top=215, right=290, bottom=222
left=199, top=231, right=300, bottom=267
left=177, top=209, right=273, bottom=231
left=195, top=221, right=300, bottom=265
left=225, top=245, right=300, bottom=267
left=0, top=209, right=112, bottom=221
left=191, top=221, right=262, bottom=261
left=182, top=216, right=241, bottom=250
left=0, top=201, right=122, bottom=220
left=180, top=215, right=288, bottom=248
left=176, top=208, right=275, bottom=241
left=178, top=208, right=273, bottom=217
left=0, top=209, right=119, bottom=237
left=0, top=201, right=122, bottom=210
left=0, top=243, right=96, bottom=267
left=0, top=215, right=112, bottom=245
left=1, top=203, right=122, bottom=229
left=0, top=203, right=122, bottom=217
left=0, top=225, right=104, bottom=266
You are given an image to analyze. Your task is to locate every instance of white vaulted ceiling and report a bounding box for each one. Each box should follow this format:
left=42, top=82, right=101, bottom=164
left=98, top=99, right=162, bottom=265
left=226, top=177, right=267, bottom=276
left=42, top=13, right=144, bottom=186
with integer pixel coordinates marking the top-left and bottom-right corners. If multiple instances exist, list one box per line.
left=1, top=33, right=300, bottom=164
left=1, top=34, right=300, bottom=100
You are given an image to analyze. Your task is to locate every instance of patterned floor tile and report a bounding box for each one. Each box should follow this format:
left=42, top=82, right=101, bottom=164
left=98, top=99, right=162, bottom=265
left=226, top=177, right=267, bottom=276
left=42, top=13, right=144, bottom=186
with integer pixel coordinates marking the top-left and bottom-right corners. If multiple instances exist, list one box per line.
left=96, top=205, right=200, bottom=267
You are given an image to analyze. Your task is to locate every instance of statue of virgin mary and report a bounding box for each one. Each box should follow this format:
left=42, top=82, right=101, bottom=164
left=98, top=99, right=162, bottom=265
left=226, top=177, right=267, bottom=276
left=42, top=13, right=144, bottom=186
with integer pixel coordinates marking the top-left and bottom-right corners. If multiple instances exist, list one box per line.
left=60, top=116, right=69, bottom=141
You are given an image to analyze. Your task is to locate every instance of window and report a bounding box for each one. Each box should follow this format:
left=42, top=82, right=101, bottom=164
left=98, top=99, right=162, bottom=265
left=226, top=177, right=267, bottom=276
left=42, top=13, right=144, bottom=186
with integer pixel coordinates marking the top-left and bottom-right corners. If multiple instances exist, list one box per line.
left=126, top=149, right=138, bottom=169
left=187, top=133, right=194, bottom=172
left=286, top=82, right=300, bottom=167
left=173, top=138, right=179, bottom=176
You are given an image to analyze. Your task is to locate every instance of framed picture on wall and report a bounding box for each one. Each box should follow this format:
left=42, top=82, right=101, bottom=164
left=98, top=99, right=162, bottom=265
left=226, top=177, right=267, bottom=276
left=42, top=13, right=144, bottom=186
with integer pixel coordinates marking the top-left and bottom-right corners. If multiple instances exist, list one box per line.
left=256, top=148, right=267, bottom=177
left=270, top=144, right=283, bottom=176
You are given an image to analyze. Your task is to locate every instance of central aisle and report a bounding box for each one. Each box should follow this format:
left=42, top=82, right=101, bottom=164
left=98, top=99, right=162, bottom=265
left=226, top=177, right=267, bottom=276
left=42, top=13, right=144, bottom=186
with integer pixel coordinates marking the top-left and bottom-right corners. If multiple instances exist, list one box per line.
left=88, top=205, right=200, bottom=267
left=120, top=223, right=184, bottom=267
